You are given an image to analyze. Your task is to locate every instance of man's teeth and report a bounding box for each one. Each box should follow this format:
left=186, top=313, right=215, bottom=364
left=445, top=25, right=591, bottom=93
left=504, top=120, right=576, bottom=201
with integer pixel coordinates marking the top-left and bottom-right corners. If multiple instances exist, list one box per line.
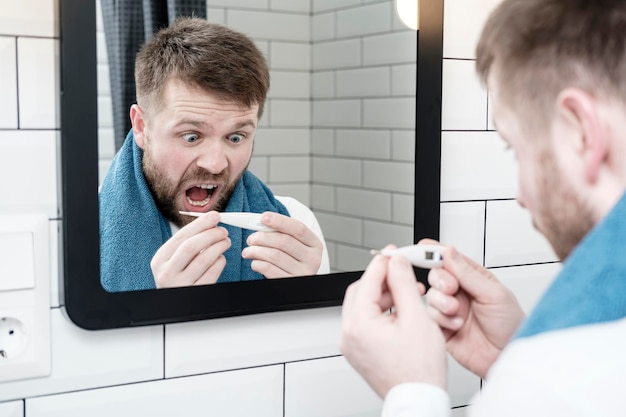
left=198, top=184, right=215, bottom=190
left=187, top=196, right=211, bottom=206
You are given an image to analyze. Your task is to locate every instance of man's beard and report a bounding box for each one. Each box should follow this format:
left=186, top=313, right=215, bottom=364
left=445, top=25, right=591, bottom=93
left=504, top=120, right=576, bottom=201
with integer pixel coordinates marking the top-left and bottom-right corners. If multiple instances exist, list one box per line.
left=534, top=149, right=595, bottom=261
left=142, top=145, right=245, bottom=228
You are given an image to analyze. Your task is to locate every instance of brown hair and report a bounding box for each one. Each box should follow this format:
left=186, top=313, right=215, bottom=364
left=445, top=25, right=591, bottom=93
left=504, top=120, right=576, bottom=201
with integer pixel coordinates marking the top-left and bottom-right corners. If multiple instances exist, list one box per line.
left=134, top=17, right=269, bottom=118
left=476, top=0, right=626, bottom=127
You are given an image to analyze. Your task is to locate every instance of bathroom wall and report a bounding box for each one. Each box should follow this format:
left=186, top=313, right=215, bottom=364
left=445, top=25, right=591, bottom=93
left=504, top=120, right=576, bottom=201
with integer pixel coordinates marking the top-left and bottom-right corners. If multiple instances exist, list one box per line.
left=0, top=0, right=558, bottom=416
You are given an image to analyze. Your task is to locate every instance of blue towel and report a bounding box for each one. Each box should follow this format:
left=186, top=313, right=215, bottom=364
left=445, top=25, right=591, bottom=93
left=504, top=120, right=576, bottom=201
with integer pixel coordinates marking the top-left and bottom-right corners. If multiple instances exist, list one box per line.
left=99, top=130, right=289, bottom=292
left=514, top=191, right=626, bottom=339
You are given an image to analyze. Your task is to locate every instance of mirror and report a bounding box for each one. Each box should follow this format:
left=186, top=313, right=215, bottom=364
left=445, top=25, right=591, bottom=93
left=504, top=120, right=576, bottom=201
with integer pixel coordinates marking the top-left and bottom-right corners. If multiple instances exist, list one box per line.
left=60, top=0, right=442, bottom=329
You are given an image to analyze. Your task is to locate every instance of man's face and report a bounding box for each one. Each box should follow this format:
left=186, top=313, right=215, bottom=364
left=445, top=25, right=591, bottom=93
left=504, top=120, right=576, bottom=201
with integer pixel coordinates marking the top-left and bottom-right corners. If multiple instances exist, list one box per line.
left=132, top=79, right=259, bottom=228
left=489, top=78, right=594, bottom=260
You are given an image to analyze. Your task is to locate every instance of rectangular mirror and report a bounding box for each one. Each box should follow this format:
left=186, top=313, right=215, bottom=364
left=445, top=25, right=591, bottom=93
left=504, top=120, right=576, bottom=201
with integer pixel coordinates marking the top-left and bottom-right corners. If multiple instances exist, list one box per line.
left=60, top=0, right=442, bottom=329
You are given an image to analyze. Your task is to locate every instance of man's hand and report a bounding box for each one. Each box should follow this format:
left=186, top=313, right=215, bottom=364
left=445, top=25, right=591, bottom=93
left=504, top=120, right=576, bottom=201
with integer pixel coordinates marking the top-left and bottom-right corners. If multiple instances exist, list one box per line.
left=241, top=212, right=323, bottom=278
left=340, top=247, right=448, bottom=398
left=151, top=211, right=231, bottom=288
left=425, top=242, right=525, bottom=379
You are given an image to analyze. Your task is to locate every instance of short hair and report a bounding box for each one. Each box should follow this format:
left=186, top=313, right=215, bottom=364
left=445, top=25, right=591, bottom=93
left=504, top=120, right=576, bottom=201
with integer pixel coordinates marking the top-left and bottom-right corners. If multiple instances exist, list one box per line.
left=476, top=0, right=626, bottom=129
left=134, top=17, right=270, bottom=118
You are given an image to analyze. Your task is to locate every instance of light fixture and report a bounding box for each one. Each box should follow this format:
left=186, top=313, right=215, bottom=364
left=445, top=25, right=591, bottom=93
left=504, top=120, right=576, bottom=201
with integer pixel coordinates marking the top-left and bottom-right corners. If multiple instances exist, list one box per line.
left=396, top=0, right=419, bottom=31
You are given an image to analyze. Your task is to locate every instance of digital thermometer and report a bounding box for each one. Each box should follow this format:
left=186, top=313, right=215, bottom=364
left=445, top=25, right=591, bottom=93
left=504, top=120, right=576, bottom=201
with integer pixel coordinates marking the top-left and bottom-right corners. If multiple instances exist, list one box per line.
left=370, top=244, right=444, bottom=269
left=179, top=211, right=277, bottom=232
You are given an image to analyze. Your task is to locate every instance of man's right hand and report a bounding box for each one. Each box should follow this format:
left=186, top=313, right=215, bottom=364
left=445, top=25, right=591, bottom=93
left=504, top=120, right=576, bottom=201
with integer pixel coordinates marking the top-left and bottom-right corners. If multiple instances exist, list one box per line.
left=151, top=211, right=231, bottom=288
left=425, top=242, right=525, bottom=379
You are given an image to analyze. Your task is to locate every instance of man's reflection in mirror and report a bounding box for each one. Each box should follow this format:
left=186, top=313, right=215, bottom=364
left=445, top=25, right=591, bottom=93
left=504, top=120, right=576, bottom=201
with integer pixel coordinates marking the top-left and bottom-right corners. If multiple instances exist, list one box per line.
left=99, top=18, right=329, bottom=292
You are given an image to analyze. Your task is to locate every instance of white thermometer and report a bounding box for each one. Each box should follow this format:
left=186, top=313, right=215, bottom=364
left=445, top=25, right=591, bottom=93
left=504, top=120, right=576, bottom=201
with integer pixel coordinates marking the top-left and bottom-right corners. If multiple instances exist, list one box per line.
left=370, top=244, right=445, bottom=269
left=179, top=211, right=277, bottom=232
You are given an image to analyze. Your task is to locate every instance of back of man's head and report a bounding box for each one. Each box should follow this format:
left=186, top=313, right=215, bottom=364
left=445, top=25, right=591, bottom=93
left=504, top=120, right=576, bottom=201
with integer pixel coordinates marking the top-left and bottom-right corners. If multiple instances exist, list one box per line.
left=134, top=17, right=269, bottom=119
left=476, top=0, right=626, bottom=130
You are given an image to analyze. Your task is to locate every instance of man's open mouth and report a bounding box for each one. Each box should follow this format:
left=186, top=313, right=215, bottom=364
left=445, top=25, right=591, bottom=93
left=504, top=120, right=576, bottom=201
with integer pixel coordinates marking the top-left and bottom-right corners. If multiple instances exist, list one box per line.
left=185, top=184, right=217, bottom=207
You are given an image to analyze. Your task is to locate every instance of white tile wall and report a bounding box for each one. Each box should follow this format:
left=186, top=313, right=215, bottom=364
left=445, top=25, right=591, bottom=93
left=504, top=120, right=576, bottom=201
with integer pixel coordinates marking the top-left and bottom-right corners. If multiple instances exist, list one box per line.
left=26, top=365, right=283, bottom=417
left=0, top=401, right=22, bottom=417
left=0, top=37, right=18, bottom=129
left=442, top=59, right=488, bottom=131
left=17, top=38, right=59, bottom=129
left=0, top=0, right=57, bottom=37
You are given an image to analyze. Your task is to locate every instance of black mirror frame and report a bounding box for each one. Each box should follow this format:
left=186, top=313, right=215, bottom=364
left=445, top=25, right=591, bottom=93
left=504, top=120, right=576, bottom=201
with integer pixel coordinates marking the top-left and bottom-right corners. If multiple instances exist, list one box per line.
left=60, top=0, right=443, bottom=330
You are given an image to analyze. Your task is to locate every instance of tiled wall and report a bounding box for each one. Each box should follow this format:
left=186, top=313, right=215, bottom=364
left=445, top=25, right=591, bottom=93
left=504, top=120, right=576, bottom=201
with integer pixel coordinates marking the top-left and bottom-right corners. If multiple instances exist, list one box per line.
left=0, top=0, right=560, bottom=416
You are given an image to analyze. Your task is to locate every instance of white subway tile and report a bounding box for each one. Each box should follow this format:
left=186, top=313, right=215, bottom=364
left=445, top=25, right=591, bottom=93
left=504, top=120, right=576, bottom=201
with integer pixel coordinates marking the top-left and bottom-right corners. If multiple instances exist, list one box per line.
left=363, top=220, right=413, bottom=249
left=337, top=187, right=392, bottom=220
left=312, top=70, right=335, bottom=99
left=335, top=244, right=370, bottom=271
left=96, top=32, right=107, bottom=64
left=0, top=400, right=22, bottom=417
left=17, top=38, right=58, bottom=129
left=484, top=200, right=558, bottom=267
left=255, top=128, right=310, bottom=155
left=313, top=157, right=361, bottom=187
left=26, top=366, right=283, bottom=417
left=228, top=10, right=309, bottom=42
left=312, top=184, right=336, bottom=211
left=364, top=160, right=414, bottom=193
left=315, top=212, right=363, bottom=246
left=391, top=63, right=417, bottom=96
left=441, top=131, right=517, bottom=201
left=208, top=0, right=269, bottom=9
left=448, top=355, right=481, bottom=407
left=312, top=0, right=363, bottom=13
left=391, top=130, right=415, bottom=162
left=207, top=7, right=226, bottom=25
left=312, top=12, right=335, bottom=42
left=363, top=31, right=417, bottom=66
left=268, top=70, right=310, bottom=99
left=443, top=0, right=502, bottom=59
left=249, top=158, right=269, bottom=182
left=392, top=193, right=414, bottom=225
left=336, top=129, right=391, bottom=159
left=96, top=63, right=110, bottom=96
left=363, top=97, right=414, bottom=129
left=270, top=0, right=310, bottom=13
left=165, top=307, right=342, bottom=377
left=313, top=99, right=361, bottom=127
left=336, top=3, right=392, bottom=38
left=0, top=0, right=56, bottom=37
left=285, top=356, right=382, bottom=417
left=0, top=37, right=18, bottom=129
left=269, top=99, right=311, bottom=127
left=492, top=263, right=562, bottom=314
left=99, top=159, right=113, bottom=186
left=440, top=201, right=486, bottom=266
left=452, top=406, right=471, bottom=417
left=97, top=126, right=115, bottom=159
left=271, top=184, right=310, bottom=206
left=0, top=130, right=58, bottom=218
left=336, top=67, right=391, bottom=97
left=311, top=128, right=335, bottom=155
left=270, top=42, right=310, bottom=70
left=313, top=39, right=361, bottom=71
left=269, top=156, right=310, bottom=182
left=97, top=96, right=113, bottom=129
left=442, top=59, right=488, bottom=130
left=0, top=309, right=163, bottom=402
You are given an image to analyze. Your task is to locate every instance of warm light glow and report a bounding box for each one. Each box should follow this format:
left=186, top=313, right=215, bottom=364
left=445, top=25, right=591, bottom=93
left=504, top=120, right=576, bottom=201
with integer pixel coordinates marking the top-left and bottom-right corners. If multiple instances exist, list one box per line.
left=396, top=0, right=419, bottom=31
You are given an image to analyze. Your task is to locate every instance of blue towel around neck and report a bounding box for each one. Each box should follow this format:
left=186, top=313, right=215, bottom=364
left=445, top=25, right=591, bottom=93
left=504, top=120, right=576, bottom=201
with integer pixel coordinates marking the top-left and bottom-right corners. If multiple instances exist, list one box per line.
left=99, top=130, right=289, bottom=292
left=513, top=191, right=626, bottom=340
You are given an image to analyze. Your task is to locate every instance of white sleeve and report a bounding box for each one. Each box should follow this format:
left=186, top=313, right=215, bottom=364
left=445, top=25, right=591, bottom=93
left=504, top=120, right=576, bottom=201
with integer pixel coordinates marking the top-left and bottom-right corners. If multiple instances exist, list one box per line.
left=276, top=196, right=330, bottom=274
left=382, top=383, right=451, bottom=417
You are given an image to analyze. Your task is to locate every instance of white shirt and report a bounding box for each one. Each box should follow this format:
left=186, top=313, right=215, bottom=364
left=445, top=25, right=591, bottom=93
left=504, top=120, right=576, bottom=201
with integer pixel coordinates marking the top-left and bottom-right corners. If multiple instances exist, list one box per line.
left=382, top=317, right=626, bottom=416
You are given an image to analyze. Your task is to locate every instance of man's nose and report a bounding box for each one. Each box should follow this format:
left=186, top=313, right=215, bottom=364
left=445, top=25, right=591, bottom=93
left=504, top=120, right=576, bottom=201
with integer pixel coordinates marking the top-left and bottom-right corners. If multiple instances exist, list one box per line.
left=196, top=141, right=228, bottom=174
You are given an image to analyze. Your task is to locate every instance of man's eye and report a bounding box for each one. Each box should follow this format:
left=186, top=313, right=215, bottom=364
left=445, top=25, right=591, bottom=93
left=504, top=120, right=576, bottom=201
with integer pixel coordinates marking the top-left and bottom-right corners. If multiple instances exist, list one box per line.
left=182, top=133, right=199, bottom=143
left=228, top=133, right=244, bottom=144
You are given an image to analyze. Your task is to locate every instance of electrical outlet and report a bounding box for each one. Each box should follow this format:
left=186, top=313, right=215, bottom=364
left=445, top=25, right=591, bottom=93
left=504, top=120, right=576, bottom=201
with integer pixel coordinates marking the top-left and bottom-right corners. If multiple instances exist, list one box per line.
left=0, top=316, right=27, bottom=360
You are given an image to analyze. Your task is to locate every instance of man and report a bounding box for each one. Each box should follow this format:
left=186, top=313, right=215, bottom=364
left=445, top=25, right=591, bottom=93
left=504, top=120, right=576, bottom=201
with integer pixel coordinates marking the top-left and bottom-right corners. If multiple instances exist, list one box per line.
left=340, top=0, right=626, bottom=415
left=99, top=18, right=329, bottom=292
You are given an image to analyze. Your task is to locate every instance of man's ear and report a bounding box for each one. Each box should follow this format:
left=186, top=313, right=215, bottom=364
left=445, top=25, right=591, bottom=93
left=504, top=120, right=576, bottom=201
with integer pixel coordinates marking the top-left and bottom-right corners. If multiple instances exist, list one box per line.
left=130, top=104, right=147, bottom=149
left=556, top=88, right=607, bottom=184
